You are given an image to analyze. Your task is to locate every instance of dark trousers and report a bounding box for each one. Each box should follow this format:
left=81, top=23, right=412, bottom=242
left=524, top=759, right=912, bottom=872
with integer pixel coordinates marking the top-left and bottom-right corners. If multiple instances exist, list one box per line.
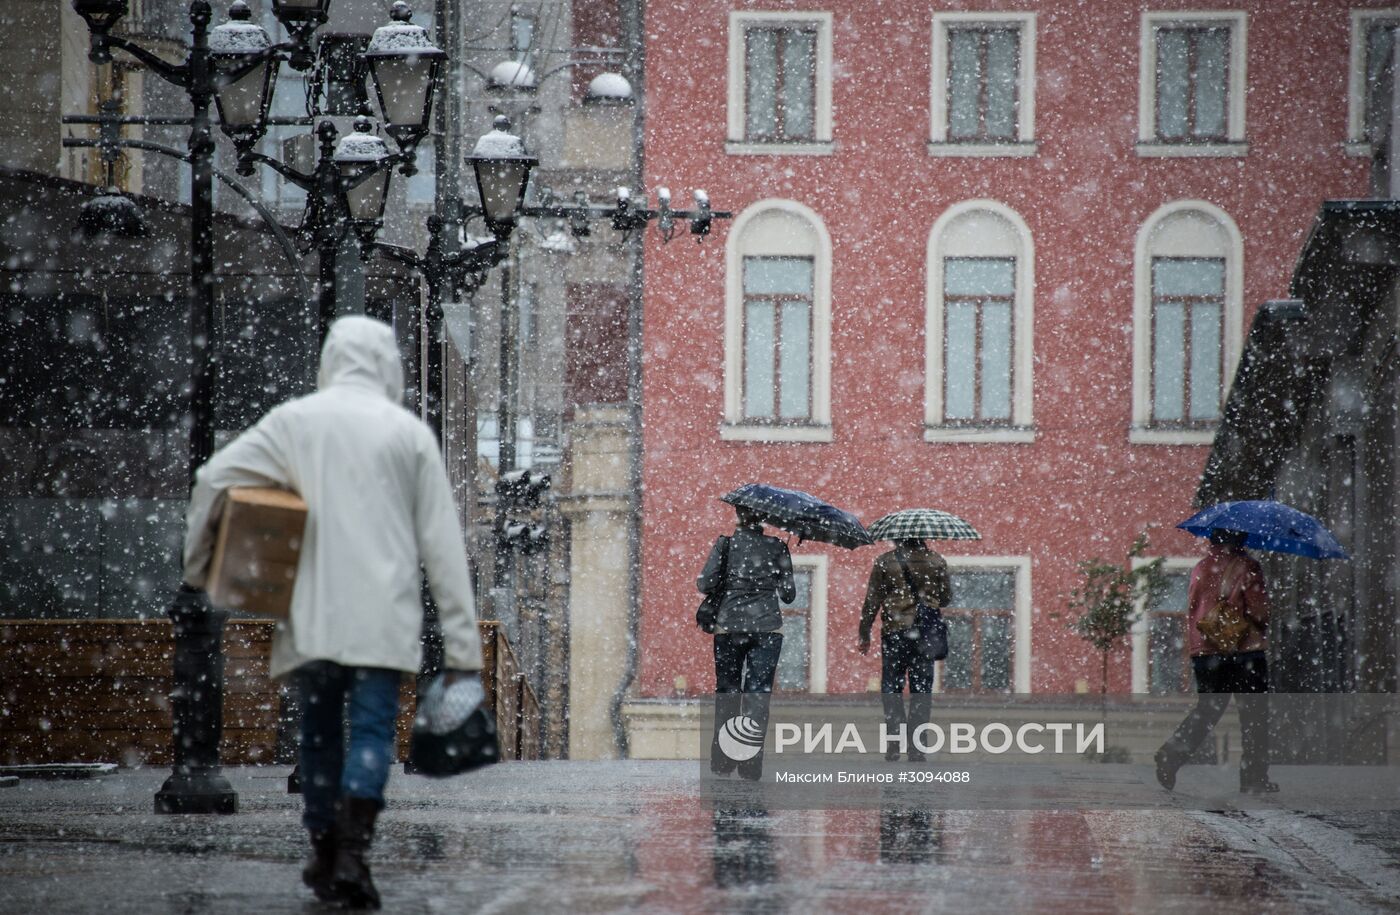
left=711, top=632, right=783, bottom=777
left=294, top=661, right=402, bottom=833
left=1163, top=651, right=1270, bottom=782
left=881, top=632, right=934, bottom=736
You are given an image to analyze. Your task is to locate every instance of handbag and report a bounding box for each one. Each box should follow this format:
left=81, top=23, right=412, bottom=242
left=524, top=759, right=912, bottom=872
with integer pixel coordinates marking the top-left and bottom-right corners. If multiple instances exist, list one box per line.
left=1196, top=558, right=1254, bottom=653
left=696, top=535, right=731, bottom=634
left=897, top=554, right=949, bottom=661
left=409, top=674, right=500, bottom=777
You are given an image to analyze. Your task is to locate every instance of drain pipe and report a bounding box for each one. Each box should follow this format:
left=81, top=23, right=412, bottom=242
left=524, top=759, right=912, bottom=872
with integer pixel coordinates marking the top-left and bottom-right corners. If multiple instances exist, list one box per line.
left=608, top=0, right=646, bottom=757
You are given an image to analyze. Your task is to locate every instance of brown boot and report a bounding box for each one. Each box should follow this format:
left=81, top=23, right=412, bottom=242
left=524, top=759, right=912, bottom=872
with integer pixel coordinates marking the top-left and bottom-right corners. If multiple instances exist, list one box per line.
left=301, top=828, right=337, bottom=901
left=332, top=797, right=382, bottom=910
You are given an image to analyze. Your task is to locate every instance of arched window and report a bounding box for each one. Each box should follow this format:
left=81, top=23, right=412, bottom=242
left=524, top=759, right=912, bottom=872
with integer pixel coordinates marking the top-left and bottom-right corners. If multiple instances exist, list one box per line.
left=1132, top=201, right=1243, bottom=444
left=723, top=199, right=832, bottom=442
left=924, top=201, right=1035, bottom=442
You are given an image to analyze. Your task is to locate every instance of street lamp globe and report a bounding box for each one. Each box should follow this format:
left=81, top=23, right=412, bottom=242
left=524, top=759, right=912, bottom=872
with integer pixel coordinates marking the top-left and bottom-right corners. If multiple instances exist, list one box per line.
left=210, top=1, right=277, bottom=155
left=364, top=1, right=445, bottom=163
left=76, top=187, right=149, bottom=241
left=334, top=117, right=393, bottom=247
left=486, top=59, right=538, bottom=93
left=467, top=115, right=537, bottom=240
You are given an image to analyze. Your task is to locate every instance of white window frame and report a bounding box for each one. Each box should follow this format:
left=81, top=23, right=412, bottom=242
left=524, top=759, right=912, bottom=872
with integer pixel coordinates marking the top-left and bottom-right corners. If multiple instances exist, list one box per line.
left=935, top=555, right=1033, bottom=694
left=1130, top=556, right=1196, bottom=694
left=723, top=199, right=833, bottom=442
left=786, top=554, right=829, bottom=693
left=1131, top=200, right=1243, bottom=444
left=1347, top=9, right=1400, bottom=155
left=924, top=200, right=1036, bottom=443
left=1137, top=10, right=1248, bottom=157
left=928, top=12, right=1038, bottom=157
left=727, top=10, right=835, bottom=155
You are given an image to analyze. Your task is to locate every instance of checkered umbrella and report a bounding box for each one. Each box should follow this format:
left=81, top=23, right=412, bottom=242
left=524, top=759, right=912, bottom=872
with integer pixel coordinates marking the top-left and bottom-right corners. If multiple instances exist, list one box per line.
left=868, top=508, right=981, bottom=542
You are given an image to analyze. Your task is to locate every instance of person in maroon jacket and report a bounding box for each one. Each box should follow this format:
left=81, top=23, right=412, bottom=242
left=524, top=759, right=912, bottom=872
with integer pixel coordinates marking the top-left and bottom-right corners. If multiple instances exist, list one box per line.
left=1155, top=529, right=1276, bottom=794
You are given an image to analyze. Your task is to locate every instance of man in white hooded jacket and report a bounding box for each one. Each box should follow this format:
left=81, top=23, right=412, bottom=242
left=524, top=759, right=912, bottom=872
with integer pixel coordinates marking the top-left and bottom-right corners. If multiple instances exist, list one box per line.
left=183, top=316, right=483, bottom=909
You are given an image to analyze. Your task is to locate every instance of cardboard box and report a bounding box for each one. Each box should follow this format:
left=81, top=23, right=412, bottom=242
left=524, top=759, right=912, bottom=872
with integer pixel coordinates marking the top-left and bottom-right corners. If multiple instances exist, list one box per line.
left=207, top=488, right=307, bottom=619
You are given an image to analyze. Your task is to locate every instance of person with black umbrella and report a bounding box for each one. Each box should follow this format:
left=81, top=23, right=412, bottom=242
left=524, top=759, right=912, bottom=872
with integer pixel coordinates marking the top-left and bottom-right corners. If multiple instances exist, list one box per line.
left=697, top=504, right=796, bottom=779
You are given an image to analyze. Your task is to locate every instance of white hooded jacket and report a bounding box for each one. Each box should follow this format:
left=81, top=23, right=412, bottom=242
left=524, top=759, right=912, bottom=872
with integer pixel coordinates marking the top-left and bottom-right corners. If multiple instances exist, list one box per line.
left=183, top=316, right=483, bottom=679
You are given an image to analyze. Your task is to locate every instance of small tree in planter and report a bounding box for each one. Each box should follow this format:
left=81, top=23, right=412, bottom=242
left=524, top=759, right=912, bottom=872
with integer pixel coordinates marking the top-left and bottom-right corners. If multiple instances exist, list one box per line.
left=1067, top=534, right=1168, bottom=761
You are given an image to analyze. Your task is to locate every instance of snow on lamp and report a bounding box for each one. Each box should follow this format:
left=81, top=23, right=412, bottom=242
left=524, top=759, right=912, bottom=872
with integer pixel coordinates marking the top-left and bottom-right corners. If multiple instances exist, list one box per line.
left=467, top=115, right=537, bottom=240
left=334, top=117, right=393, bottom=249
left=210, top=1, right=277, bottom=156
left=365, top=1, right=444, bottom=168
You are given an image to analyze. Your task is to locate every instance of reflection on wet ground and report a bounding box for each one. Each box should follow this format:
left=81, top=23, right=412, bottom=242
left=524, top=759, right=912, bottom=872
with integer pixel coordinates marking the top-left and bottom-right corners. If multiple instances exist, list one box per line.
left=2, top=761, right=1399, bottom=913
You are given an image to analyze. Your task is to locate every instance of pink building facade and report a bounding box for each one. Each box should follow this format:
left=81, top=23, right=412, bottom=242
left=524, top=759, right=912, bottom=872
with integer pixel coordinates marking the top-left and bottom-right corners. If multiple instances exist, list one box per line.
left=635, top=1, right=1385, bottom=699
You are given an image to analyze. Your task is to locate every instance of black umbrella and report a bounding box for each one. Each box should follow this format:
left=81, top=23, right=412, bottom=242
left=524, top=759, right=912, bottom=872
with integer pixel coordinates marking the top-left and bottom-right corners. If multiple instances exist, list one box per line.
left=721, top=483, right=874, bottom=549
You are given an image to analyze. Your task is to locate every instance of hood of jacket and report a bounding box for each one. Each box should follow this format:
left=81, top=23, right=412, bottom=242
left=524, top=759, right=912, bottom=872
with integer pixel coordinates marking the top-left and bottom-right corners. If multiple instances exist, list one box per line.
left=317, top=315, right=404, bottom=402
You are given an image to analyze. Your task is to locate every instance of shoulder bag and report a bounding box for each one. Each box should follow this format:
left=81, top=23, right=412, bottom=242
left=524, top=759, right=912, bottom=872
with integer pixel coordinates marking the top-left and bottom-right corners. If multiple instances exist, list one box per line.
left=897, top=554, right=949, bottom=661
left=696, top=535, right=731, bottom=634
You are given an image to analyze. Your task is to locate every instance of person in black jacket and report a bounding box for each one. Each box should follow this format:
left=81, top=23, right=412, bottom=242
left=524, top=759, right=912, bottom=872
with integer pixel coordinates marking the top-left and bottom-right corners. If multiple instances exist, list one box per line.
left=698, top=507, right=796, bottom=779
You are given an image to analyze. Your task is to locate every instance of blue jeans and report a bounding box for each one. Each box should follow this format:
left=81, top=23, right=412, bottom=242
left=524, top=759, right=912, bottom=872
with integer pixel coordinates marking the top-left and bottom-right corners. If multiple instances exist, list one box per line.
left=294, top=662, right=402, bottom=833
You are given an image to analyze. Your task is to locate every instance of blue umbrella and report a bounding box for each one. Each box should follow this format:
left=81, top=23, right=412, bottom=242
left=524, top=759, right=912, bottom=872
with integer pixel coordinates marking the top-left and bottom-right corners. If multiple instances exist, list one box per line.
left=1177, top=500, right=1350, bottom=560
left=722, top=484, right=874, bottom=549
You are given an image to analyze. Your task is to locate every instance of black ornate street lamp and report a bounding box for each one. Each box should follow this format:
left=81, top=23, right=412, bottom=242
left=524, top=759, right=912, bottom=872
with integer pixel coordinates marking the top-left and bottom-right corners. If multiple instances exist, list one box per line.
left=209, top=2, right=278, bottom=152
left=466, top=116, right=538, bottom=240
left=228, top=3, right=441, bottom=343
left=364, top=1, right=444, bottom=166
left=335, top=118, right=395, bottom=250
left=67, top=0, right=329, bottom=816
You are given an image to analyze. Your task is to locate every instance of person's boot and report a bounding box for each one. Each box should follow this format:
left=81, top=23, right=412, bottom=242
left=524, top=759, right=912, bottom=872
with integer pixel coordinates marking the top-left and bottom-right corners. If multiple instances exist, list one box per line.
left=881, top=694, right=906, bottom=761
left=907, top=694, right=932, bottom=763
left=1154, top=745, right=1183, bottom=791
left=332, top=797, right=382, bottom=909
left=1240, top=772, right=1279, bottom=794
left=301, top=828, right=337, bottom=901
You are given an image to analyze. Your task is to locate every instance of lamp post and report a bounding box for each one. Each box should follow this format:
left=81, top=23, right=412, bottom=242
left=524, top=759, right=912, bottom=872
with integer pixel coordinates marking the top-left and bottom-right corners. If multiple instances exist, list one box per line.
left=218, top=0, right=439, bottom=344
left=68, top=0, right=318, bottom=815
left=67, top=0, right=411, bottom=814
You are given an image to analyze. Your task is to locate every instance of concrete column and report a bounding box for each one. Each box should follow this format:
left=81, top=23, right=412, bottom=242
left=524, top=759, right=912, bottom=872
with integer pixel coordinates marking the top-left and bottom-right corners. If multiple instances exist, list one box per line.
left=560, top=405, right=632, bottom=760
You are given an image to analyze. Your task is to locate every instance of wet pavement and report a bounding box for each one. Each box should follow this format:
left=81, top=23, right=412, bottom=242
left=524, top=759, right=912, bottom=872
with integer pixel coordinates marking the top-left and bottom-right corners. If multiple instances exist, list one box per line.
left=2, top=761, right=1399, bottom=914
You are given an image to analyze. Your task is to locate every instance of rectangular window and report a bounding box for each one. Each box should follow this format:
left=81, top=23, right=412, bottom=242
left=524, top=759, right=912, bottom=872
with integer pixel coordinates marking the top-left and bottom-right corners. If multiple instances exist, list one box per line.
left=942, top=569, right=1016, bottom=693
left=744, top=25, right=817, bottom=142
left=510, top=9, right=536, bottom=54
left=742, top=256, right=813, bottom=422
left=1146, top=569, right=1193, bottom=695
left=774, top=568, right=813, bottom=691
left=1151, top=257, right=1225, bottom=426
left=1364, top=20, right=1398, bottom=141
left=1154, top=25, right=1230, bottom=142
left=947, top=26, right=1020, bottom=141
left=943, top=257, right=1014, bottom=425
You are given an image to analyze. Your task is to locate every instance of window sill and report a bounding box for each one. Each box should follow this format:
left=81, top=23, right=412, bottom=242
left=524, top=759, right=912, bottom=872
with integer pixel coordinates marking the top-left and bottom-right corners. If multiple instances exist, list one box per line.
left=926, top=140, right=1038, bottom=158
left=1136, top=141, right=1248, bottom=158
left=1128, top=426, right=1216, bottom=446
left=1345, top=141, right=1372, bottom=158
left=923, top=425, right=1036, bottom=444
left=720, top=423, right=833, bottom=443
left=725, top=141, right=835, bottom=157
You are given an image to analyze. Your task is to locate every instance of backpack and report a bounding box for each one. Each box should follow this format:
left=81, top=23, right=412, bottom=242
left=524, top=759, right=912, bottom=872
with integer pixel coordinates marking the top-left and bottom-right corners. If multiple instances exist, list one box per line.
left=1195, top=558, right=1254, bottom=653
